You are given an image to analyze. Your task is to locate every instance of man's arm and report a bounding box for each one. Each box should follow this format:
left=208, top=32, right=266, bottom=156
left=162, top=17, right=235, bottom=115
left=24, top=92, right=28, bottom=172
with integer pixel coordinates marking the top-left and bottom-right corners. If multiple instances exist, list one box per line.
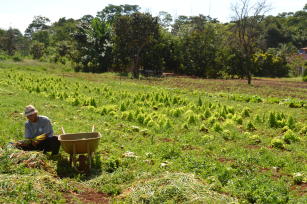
left=24, top=123, right=33, bottom=139
left=44, top=118, right=54, bottom=137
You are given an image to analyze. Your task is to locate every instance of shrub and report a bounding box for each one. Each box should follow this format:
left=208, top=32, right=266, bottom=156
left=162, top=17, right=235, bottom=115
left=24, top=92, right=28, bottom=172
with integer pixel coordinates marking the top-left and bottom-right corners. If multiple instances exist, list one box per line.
left=241, top=107, right=251, bottom=118
left=303, top=76, right=307, bottom=82
left=182, top=123, right=189, bottom=129
left=233, top=114, right=243, bottom=125
left=254, top=114, right=262, bottom=123
left=243, top=132, right=251, bottom=137
left=283, top=130, right=299, bottom=144
left=120, top=103, right=127, bottom=111
left=204, top=109, right=211, bottom=119
left=104, top=157, right=122, bottom=173
left=187, top=114, right=197, bottom=124
left=197, top=97, right=203, bottom=106
left=287, top=116, right=295, bottom=129
left=293, top=172, right=305, bottom=185
left=172, top=108, right=183, bottom=117
left=213, top=123, right=223, bottom=132
left=247, top=121, right=256, bottom=131
left=199, top=124, right=208, bottom=132
left=299, top=126, right=307, bottom=136
left=127, top=112, right=133, bottom=121
left=12, top=54, right=23, bottom=62
left=207, top=117, right=216, bottom=125
left=137, top=114, right=145, bottom=124
left=271, top=138, right=285, bottom=149
left=0, top=52, right=9, bottom=61
left=163, top=119, right=172, bottom=129
left=147, top=120, right=157, bottom=128
left=202, top=135, right=214, bottom=143
left=222, top=130, right=232, bottom=140
left=268, top=112, right=278, bottom=128
left=281, top=126, right=289, bottom=133
left=249, top=135, right=261, bottom=144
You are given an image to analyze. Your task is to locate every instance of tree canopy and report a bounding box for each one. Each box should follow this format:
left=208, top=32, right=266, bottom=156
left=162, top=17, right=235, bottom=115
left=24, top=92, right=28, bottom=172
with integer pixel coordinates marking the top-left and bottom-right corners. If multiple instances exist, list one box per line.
left=0, top=2, right=306, bottom=81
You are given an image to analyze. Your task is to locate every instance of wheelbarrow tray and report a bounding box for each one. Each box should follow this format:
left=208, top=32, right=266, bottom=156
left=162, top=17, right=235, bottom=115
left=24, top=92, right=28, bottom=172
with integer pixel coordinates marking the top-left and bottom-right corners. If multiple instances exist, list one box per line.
left=58, top=132, right=101, bottom=154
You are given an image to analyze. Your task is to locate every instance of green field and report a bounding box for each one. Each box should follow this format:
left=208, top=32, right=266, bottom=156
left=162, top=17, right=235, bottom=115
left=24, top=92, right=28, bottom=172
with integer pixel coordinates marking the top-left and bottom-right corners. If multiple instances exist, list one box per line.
left=0, top=60, right=306, bottom=203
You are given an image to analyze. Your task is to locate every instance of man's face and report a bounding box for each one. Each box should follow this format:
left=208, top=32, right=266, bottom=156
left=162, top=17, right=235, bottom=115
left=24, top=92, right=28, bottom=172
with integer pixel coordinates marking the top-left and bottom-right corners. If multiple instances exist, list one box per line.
left=27, top=113, right=38, bottom=122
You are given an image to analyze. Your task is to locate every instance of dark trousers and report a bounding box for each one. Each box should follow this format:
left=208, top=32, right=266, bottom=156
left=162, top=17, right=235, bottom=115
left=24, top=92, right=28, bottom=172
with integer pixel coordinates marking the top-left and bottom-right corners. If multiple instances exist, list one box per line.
left=17, top=136, right=61, bottom=155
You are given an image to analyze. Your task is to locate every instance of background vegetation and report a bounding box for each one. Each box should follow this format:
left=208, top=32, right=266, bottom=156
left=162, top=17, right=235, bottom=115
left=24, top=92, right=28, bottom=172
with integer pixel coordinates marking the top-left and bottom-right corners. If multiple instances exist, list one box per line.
left=0, top=2, right=307, bottom=83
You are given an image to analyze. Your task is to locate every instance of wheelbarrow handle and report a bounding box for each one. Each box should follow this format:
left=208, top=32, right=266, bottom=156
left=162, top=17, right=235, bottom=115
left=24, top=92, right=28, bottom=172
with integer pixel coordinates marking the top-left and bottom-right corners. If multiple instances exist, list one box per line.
left=61, top=127, right=66, bottom=134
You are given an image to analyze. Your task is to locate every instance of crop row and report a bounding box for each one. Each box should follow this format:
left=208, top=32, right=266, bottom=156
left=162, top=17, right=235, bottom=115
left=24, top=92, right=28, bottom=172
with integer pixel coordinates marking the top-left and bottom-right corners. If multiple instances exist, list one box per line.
left=4, top=71, right=307, bottom=148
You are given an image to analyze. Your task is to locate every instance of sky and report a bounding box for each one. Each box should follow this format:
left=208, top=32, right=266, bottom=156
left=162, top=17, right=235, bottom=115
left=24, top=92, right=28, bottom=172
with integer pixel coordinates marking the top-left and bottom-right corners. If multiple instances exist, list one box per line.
left=0, top=0, right=306, bottom=33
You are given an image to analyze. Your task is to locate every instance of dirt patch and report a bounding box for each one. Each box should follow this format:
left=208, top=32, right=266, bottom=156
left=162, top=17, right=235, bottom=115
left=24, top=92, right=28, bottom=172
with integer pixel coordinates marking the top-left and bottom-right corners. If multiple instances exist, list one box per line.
left=64, top=188, right=109, bottom=204
left=245, top=145, right=261, bottom=149
left=258, top=167, right=271, bottom=173
left=160, top=138, right=173, bottom=143
left=217, top=157, right=235, bottom=163
left=290, top=183, right=307, bottom=196
left=181, top=144, right=199, bottom=151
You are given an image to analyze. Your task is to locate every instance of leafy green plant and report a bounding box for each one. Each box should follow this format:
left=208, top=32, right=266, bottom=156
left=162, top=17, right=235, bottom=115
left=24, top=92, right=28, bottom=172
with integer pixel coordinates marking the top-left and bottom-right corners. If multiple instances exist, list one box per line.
left=271, top=138, right=285, bottom=149
left=268, top=112, right=278, bottom=128
left=213, top=123, right=223, bottom=133
left=249, top=134, right=261, bottom=144
left=246, top=121, right=256, bottom=131
left=241, top=107, right=251, bottom=118
left=283, top=130, right=299, bottom=144
left=221, top=130, right=232, bottom=140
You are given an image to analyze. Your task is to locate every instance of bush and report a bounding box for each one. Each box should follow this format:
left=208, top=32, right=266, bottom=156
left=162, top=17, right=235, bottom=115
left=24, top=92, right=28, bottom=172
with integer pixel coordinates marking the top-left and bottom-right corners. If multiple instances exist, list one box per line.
left=303, top=76, right=307, bottom=82
left=247, top=121, right=256, bottom=131
left=283, top=130, right=299, bottom=144
left=0, top=51, right=9, bottom=61
left=299, top=126, right=307, bottom=136
left=12, top=54, right=23, bottom=62
left=241, top=107, right=251, bottom=118
left=249, top=135, right=261, bottom=144
left=271, top=138, right=285, bottom=149
left=293, top=172, right=305, bottom=185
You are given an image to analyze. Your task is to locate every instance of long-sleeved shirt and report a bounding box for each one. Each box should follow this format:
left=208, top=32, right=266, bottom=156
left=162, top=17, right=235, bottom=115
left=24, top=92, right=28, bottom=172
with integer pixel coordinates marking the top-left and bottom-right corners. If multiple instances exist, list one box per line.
left=24, top=115, right=53, bottom=139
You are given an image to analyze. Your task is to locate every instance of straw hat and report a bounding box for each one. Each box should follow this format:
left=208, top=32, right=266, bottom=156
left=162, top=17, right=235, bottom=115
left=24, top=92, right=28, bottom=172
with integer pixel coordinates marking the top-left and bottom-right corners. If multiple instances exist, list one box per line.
left=24, top=105, right=38, bottom=116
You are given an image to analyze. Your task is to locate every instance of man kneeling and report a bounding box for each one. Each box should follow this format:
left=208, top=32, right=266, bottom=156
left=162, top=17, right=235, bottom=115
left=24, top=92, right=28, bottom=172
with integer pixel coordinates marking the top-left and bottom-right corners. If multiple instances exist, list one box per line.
left=15, top=105, right=60, bottom=155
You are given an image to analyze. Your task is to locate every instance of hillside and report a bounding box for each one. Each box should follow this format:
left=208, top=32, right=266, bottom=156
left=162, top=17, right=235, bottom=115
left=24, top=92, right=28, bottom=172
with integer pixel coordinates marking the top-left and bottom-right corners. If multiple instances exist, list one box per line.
left=0, top=60, right=306, bottom=203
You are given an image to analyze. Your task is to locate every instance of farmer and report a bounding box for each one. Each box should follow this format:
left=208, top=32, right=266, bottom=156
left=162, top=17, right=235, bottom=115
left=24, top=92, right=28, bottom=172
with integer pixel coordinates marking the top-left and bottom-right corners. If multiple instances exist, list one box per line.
left=14, top=105, right=60, bottom=155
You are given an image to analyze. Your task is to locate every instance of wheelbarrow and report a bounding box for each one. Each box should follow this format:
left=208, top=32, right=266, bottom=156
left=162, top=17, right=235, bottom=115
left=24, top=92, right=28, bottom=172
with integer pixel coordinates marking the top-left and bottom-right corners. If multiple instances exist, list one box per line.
left=58, top=126, right=101, bottom=172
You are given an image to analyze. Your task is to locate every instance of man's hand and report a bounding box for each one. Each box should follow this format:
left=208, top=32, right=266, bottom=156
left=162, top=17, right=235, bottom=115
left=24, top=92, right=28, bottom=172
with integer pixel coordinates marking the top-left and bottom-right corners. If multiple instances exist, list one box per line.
left=16, top=141, right=29, bottom=147
left=31, top=140, right=40, bottom=147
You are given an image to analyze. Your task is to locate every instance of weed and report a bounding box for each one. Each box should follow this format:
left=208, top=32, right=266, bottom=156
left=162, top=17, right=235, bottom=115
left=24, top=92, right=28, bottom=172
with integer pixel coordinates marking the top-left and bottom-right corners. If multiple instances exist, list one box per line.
left=283, top=130, right=299, bottom=144
left=271, top=138, right=285, bottom=149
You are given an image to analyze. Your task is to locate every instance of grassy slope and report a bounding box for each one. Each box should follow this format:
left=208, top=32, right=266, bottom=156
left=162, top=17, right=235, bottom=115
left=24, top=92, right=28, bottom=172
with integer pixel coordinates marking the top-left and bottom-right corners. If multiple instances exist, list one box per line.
left=0, top=60, right=306, bottom=203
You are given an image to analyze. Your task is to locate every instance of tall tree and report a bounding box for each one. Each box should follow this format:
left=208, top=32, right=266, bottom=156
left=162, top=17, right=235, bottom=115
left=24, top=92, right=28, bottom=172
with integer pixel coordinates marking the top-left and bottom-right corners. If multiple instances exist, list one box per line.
left=1, top=28, right=23, bottom=55
left=97, top=4, right=140, bottom=23
left=72, top=17, right=112, bottom=72
left=231, top=0, right=270, bottom=84
left=25, top=16, right=50, bottom=38
left=158, top=11, right=173, bottom=30
left=113, top=12, right=160, bottom=78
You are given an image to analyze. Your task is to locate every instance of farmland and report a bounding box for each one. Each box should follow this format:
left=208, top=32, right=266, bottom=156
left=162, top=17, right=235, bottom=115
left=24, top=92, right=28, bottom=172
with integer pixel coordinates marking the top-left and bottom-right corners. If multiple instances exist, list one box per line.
left=0, top=60, right=306, bottom=203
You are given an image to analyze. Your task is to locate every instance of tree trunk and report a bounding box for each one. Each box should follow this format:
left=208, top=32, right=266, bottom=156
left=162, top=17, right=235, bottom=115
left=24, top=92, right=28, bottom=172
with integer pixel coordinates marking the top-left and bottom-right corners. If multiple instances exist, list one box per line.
left=132, top=54, right=139, bottom=79
left=247, top=72, right=252, bottom=85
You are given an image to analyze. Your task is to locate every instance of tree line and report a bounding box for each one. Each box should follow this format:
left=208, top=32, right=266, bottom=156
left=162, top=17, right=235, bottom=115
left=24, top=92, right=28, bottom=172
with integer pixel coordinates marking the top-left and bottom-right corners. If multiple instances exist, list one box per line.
left=0, top=1, right=306, bottom=83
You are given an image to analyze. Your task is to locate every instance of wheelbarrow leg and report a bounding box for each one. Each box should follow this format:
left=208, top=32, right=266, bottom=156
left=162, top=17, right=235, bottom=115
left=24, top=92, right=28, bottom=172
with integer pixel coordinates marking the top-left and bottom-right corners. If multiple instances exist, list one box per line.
left=69, top=154, right=73, bottom=166
left=72, top=144, right=78, bottom=170
left=87, top=143, right=92, bottom=170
